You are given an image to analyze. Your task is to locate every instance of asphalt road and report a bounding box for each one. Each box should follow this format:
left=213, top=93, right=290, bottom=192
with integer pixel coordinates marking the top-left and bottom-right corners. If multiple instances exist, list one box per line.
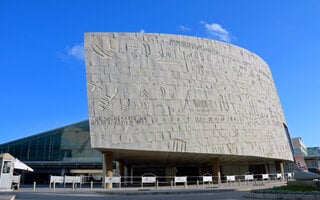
left=7, top=189, right=250, bottom=200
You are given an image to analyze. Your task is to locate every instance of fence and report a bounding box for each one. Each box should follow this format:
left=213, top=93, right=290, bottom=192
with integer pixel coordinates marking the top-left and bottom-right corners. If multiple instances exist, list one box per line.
left=49, top=175, right=82, bottom=190
left=46, top=172, right=294, bottom=190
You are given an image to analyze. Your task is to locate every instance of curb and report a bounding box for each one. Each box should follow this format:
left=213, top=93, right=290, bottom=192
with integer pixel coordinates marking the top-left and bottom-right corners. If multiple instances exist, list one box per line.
left=97, top=188, right=234, bottom=196
left=244, top=192, right=320, bottom=199
left=0, top=195, right=15, bottom=200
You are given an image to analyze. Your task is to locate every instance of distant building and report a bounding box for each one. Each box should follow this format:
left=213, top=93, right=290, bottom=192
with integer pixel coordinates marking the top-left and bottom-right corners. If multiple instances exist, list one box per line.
left=288, top=138, right=320, bottom=174
left=307, top=147, right=320, bottom=156
left=290, top=137, right=308, bottom=170
left=305, top=147, right=320, bottom=174
left=0, top=120, right=103, bottom=184
left=292, top=137, right=308, bottom=156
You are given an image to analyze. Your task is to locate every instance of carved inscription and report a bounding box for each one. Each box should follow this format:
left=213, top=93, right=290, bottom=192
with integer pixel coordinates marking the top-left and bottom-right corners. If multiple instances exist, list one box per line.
left=91, top=36, right=113, bottom=58
left=157, top=45, right=178, bottom=64
left=172, top=138, right=187, bottom=152
left=219, top=95, right=229, bottom=112
left=89, top=79, right=103, bottom=92
left=159, top=86, right=166, bottom=98
left=143, top=43, right=151, bottom=55
left=91, top=116, right=148, bottom=126
left=140, top=88, right=149, bottom=99
left=85, top=33, right=291, bottom=160
left=98, top=88, right=118, bottom=110
left=179, top=89, right=190, bottom=113
left=120, top=99, right=130, bottom=110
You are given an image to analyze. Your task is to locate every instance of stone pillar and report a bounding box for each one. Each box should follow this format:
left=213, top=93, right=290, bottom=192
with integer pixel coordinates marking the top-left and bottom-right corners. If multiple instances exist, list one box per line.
left=211, top=158, right=221, bottom=184
left=275, top=160, right=284, bottom=180
left=103, top=151, right=113, bottom=188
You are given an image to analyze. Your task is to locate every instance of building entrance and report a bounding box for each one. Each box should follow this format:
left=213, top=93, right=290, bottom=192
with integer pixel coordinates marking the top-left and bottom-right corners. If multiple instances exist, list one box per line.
left=249, top=164, right=266, bottom=179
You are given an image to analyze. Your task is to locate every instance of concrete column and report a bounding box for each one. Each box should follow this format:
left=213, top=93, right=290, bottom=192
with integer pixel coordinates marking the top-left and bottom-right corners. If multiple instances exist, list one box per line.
left=165, top=166, right=175, bottom=183
left=165, top=166, right=175, bottom=177
left=103, top=151, right=113, bottom=188
left=118, top=161, right=124, bottom=176
left=265, top=164, right=270, bottom=174
left=201, top=163, right=209, bottom=175
left=125, top=164, right=132, bottom=185
left=130, top=166, right=133, bottom=184
left=211, top=158, right=221, bottom=184
left=275, top=160, right=284, bottom=180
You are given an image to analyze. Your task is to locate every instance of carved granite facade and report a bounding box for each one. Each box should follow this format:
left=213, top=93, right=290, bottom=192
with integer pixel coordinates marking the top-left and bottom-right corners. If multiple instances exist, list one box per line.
left=84, top=33, right=293, bottom=161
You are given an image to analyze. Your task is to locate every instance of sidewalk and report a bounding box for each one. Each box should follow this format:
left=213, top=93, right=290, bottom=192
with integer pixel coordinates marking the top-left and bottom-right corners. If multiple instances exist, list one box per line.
left=0, top=181, right=287, bottom=200
left=0, top=196, right=15, bottom=200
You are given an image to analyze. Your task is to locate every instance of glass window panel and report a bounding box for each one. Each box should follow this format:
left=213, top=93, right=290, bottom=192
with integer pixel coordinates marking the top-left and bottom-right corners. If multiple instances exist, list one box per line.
left=2, top=161, right=11, bottom=173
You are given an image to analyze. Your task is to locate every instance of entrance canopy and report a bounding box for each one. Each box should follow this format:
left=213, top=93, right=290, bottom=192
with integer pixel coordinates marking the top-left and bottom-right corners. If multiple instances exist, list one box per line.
left=13, top=159, right=33, bottom=172
left=0, top=153, right=34, bottom=172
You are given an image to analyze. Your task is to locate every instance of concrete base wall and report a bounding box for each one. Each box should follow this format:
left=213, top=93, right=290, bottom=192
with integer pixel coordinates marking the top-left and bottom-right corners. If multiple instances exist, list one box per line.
left=288, top=180, right=320, bottom=188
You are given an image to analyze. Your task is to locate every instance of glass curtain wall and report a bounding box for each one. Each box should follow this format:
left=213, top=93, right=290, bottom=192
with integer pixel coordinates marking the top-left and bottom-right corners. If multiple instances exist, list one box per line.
left=0, top=120, right=102, bottom=163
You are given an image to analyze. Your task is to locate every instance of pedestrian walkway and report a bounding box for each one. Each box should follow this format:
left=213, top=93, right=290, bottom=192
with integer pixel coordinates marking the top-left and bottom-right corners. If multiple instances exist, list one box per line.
left=0, top=181, right=287, bottom=200
left=0, top=195, right=15, bottom=200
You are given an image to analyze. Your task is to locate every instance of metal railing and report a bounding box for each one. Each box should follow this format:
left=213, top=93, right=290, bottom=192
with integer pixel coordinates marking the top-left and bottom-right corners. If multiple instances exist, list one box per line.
left=46, top=172, right=294, bottom=190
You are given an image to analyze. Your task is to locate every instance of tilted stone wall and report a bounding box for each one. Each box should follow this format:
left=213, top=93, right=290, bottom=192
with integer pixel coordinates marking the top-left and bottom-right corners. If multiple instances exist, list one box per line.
left=84, top=32, right=293, bottom=161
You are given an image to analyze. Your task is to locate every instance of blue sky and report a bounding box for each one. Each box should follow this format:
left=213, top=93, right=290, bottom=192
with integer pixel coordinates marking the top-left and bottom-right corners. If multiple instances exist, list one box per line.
left=1, top=0, right=320, bottom=147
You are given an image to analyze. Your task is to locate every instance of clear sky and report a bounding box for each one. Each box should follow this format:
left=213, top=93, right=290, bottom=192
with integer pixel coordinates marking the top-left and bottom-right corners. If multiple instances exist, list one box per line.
left=1, top=0, right=319, bottom=147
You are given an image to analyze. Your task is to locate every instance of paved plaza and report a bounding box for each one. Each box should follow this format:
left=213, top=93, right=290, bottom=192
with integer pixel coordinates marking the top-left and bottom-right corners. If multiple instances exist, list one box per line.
left=1, top=182, right=287, bottom=200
